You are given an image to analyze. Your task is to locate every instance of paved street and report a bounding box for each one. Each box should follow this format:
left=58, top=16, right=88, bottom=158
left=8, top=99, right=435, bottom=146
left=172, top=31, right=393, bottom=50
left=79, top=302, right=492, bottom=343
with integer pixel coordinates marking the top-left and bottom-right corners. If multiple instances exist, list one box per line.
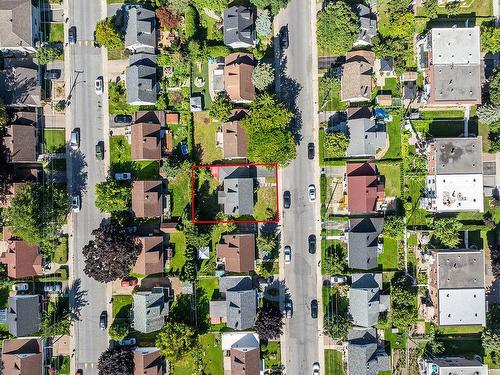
left=66, top=0, right=109, bottom=373
left=277, top=0, right=322, bottom=373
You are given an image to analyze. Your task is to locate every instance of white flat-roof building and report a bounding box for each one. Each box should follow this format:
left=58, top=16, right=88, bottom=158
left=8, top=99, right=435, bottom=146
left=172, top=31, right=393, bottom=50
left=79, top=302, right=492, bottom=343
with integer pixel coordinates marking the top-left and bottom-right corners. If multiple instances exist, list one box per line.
left=421, top=357, right=488, bottom=375
left=438, top=288, right=486, bottom=326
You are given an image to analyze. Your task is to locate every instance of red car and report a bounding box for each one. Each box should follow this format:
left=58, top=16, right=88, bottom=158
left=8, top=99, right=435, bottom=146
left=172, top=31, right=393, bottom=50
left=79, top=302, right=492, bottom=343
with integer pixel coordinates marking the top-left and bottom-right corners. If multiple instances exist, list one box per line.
left=75, top=370, right=83, bottom=375
left=121, top=278, right=138, bottom=287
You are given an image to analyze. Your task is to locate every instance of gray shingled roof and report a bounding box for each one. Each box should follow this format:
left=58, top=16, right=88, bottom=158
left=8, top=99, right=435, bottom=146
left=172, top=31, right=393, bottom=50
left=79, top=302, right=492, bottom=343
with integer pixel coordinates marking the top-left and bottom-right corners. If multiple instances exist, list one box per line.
left=348, top=217, right=384, bottom=270
left=349, top=273, right=384, bottom=327
left=0, top=58, right=40, bottom=107
left=0, top=0, right=34, bottom=49
left=125, top=7, right=156, bottom=52
left=346, top=117, right=387, bottom=157
left=7, top=295, right=40, bottom=337
left=126, top=54, right=157, bottom=105
left=355, top=4, right=377, bottom=45
left=218, top=276, right=256, bottom=330
left=133, top=288, right=169, bottom=334
left=218, top=177, right=254, bottom=216
left=347, top=328, right=390, bottom=375
left=223, top=6, right=256, bottom=48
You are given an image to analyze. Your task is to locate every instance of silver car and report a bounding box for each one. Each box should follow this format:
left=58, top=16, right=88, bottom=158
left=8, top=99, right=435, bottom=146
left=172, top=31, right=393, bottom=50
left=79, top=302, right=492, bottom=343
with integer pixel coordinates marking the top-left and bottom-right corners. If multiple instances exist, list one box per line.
left=284, top=246, right=291, bottom=264
left=308, top=184, right=316, bottom=202
left=95, top=77, right=103, bottom=95
left=69, top=129, right=79, bottom=150
left=71, top=194, right=81, bottom=213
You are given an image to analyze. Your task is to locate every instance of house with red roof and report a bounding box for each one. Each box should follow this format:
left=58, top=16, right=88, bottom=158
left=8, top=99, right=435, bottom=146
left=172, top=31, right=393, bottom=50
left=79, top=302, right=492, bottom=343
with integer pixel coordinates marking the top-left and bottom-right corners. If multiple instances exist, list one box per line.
left=346, top=163, right=384, bottom=214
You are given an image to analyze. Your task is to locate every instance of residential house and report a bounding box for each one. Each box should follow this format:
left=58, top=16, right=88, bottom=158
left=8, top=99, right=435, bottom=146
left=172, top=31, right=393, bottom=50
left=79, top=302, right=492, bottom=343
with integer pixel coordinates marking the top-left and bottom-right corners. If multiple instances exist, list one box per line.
left=0, top=230, right=43, bottom=279
left=402, top=71, right=418, bottom=107
left=216, top=233, right=255, bottom=273
left=348, top=273, right=389, bottom=327
left=133, top=236, right=164, bottom=276
left=345, top=107, right=387, bottom=158
left=7, top=295, right=40, bottom=337
left=347, top=217, right=384, bottom=270
left=341, top=50, right=375, bottom=103
left=346, top=163, right=385, bottom=214
left=132, top=287, right=170, bottom=333
left=220, top=109, right=249, bottom=159
left=221, top=332, right=262, bottom=375
left=347, top=328, right=390, bottom=375
left=1, top=338, right=43, bottom=375
left=3, top=111, right=38, bottom=163
left=354, top=4, right=377, bottom=46
left=428, top=248, right=486, bottom=326
left=209, top=276, right=257, bottom=330
left=0, top=57, right=40, bottom=107
left=377, top=57, right=394, bottom=76
left=223, top=6, right=257, bottom=49
left=421, top=357, right=488, bottom=375
left=422, top=137, right=483, bottom=212
left=131, top=122, right=162, bottom=160
left=132, top=180, right=163, bottom=218
left=125, top=7, right=156, bottom=54
left=133, top=347, right=167, bottom=375
left=218, top=166, right=254, bottom=216
left=225, top=52, right=255, bottom=103
left=126, top=53, right=158, bottom=106
left=0, top=0, right=41, bottom=53
left=416, top=27, right=481, bottom=105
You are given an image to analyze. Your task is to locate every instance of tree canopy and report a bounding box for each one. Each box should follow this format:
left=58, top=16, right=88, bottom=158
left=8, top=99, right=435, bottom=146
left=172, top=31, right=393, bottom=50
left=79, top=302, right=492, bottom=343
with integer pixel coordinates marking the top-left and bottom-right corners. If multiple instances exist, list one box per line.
left=36, top=46, right=61, bottom=65
left=490, top=68, right=500, bottom=106
left=109, top=320, right=130, bottom=341
left=82, top=223, right=142, bottom=283
left=432, top=217, right=462, bottom=248
left=324, top=314, right=351, bottom=340
left=317, top=1, right=360, bottom=55
left=422, top=0, right=438, bottom=19
left=481, top=22, right=500, bottom=54
left=324, top=131, right=348, bottom=158
left=0, top=99, right=7, bottom=129
left=95, top=178, right=131, bottom=213
left=95, top=18, right=124, bottom=49
left=390, top=272, right=418, bottom=329
left=252, top=63, right=275, bottom=91
left=156, top=321, right=197, bottom=362
left=255, top=9, right=272, bottom=36
left=39, top=298, right=72, bottom=338
left=323, top=243, right=347, bottom=276
left=97, top=348, right=134, bottom=375
left=383, top=216, right=405, bottom=239
left=254, top=305, right=284, bottom=340
left=250, top=0, right=288, bottom=15
left=191, top=0, right=228, bottom=14
left=209, top=94, right=232, bottom=122
left=156, top=6, right=183, bottom=29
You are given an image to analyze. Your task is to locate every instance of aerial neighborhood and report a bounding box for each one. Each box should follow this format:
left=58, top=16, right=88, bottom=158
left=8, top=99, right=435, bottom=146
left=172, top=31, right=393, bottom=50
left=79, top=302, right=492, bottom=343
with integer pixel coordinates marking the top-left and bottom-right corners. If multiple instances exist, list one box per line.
left=0, top=0, right=498, bottom=374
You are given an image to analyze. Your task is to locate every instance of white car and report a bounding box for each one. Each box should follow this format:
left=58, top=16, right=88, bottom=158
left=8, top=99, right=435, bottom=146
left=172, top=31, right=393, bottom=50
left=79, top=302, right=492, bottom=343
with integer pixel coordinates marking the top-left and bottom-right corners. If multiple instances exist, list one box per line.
left=308, top=184, right=316, bottom=202
left=284, top=246, right=291, bottom=264
left=115, top=172, right=132, bottom=181
left=44, top=283, right=62, bottom=293
left=95, top=77, right=103, bottom=95
left=71, top=194, right=81, bottom=213
left=12, top=283, right=29, bottom=292
left=312, top=362, right=320, bottom=375
left=330, top=276, right=347, bottom=285
left=69, top=129, right=79, bottom=150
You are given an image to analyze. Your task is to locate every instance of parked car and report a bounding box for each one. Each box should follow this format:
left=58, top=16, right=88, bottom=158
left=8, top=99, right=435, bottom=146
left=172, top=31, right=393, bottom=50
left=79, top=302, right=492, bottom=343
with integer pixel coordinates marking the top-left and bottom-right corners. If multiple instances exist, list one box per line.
left=284, top=245, right=291, bottom=264
left=95, top=142, right=104, bottom=160
left=114, top=114, right=133, bottom=124
left=285, top=300, right=293, bottom=319
left=308, top=143, right=315, bottom=160
left=310, top=299, right=318, bottom=319
left=71, top=194, right=81, bottom=213
left=126, top=226, right=137, bottom=233
left=68, top=26, right=77, bottom=44
left=44, top=283, right=62, bottom=293
left=124, top=4, right=142, bottom=10
left=312, top=362, right=320, bottom=375
left=115, top=172, right=132, bottom=181
left=308, top=184, right=316, bottom=202
left=330, top=276, right=347, bottom=285
left=280, top=26, right=289, bottom=49
left=308, top=234, right=316, bottom=254
left=95, top=77, right=103, bottom=95
left=44, top=70, right=61, bottom=80
left=12, top=283, right=29, bottom=292
left=99, top=311, right=108, bottom=330
left=283, top=190, right=291, bottom=209
left=69, top=129, right=80, bottom=150
left=118, top=338, right=137, bottom=346
left=121, top=278, right=138, bottom=287
left=75, top=370, right=83, bottom=375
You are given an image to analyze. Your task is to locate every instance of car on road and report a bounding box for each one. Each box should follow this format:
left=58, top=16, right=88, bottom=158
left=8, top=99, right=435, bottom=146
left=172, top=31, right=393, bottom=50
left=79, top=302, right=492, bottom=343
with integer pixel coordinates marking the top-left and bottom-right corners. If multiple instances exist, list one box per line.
left=71, top=194, right=81, bottom=213
left=95, top=77, right=103, bottom=95
left=308, top=184, right=316, bottom=202
left=69, top=129, right=80, bottom=150
left=330, top=276, right=347, bottom=285
left=285, top=300, right=293, bottom=319
left=280, top=26, right=289, bottom=49
left=99, top=311, right=108, bottom=330
left=44, top=283, right=62, bottom=294
left=121, top=277, right=138, bottom=287
left=44, top=70, right=61, bottom=80
left=310, top=299, right=318, bottom=319
left=115, top=172, right=132, bottom=181
left=114, top=114, right=133, bottom=124
left=118, top=337, right=137, bottom=346
left=284, top=245, right=291, bottom=264
left=308, top=143, right=315, bottom=160
left=68, top=26, right=77, bottom=44
left=12, top=283, right=29, bottom=292
left=75, top=370, right=83, bottom=375
left=283, top=190, right=291, bottom=209
left=308, top=234, right=316, bottom=254
left=95, top=142, right=104, bottom=160
left=312, top=362, right=320, bottom=374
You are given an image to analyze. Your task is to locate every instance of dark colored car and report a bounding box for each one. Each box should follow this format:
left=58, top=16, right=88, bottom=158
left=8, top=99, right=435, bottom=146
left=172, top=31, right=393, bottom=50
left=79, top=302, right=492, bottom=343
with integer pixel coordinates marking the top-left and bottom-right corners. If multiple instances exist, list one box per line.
left=121, top=277, right=138, bottom=287
left=308, top=143, right=315, bottom=160
left=280, top=26, right=289, bottom=50
left=283, top=190, right=291, bottom=209
left=99, top=311, right=108, bottom=330
left=114, top=114, right=133, bottom=124
left=75, top=370, right=83, bottom=375
left=308, top=234, right=316, bottom=254
left=68, top=26, right=77, bottom=45
left=310, top=299, right=318, bottom=319
left=95, top=141, right=104, bottom=160
left=44, top=70, right=61, bottom=80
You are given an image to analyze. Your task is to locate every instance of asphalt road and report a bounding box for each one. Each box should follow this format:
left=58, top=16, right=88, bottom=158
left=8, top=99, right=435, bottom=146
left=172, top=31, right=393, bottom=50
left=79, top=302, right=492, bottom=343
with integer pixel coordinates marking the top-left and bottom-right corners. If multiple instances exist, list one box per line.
left=278, top=0, right=322, bottom=373
left=67, top=0, right=109, bottom=373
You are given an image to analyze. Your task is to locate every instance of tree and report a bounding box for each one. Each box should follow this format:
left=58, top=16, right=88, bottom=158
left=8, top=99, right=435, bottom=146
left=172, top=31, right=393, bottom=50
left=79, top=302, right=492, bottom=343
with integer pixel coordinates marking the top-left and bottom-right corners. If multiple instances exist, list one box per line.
left=490, top=244, right=500, bottom=279
left=426, top=324, right=444, bottom=354
left=483, top=329, right=500, bottom=365
left=165, top=0, right=190, bottom=14
left=156, top=6, right=183, bottom=29
left=95, top=18, right=124, bottom=49
left=95, top=178, right=131, bottom=213
left=445, top=1, right=461, bottom=15
left=481, top=22, right=500, bottom=54
left=156, top=321, right=197, bottom=362
left=257, top=231, right=280, bottom=260
left=255, top=9, right=272, bottom=36
left=324, top=131, right=348, bottom=158
left=0, top=99, right=8, bottom=129
left=39, top=299, right=72, bottom=337
left=97, top=348, right=134, bottom=375
left=109, top=320, right=130, bottom=341
left=422, top=0, right=438, bottom=19
left=242, top=94, right=296, bottom=166
left=252, top=63, right=275, bottom=92
left=163, top=154, right=182, bottom=178
left=478, top=104, right=500, bottom=124
left=254, top=305, right=283, bottom=340
left=489, top=68, right=500, bottom=106
left=317, top=2, right=360, bottom=56
left=187, top=40, right=207, bottom=61
left=36, top=46, right=61, bottom=65
left=191, top=0, right=228, bottom=14
left=209, top=94, right=232, bottom=122
left=391, top=272, right=418, bottom=329
left=3, top=183, right=69, bottom=255
left=323, top=243, right=347, bottom=276
left=432, top=217, right=462, bottom=248
left=324, top=314, right=351, bottom=340
left=82, top=223, right=142, bottom=283
left=251, top=0, right=288, bottom=15
left=383, top=216, right=405, bottom=239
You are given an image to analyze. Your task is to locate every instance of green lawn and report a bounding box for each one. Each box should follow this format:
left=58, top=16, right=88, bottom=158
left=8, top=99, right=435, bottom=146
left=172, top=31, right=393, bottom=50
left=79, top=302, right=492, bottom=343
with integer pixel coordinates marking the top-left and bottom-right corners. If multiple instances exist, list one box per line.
left=109, top=136, right=160, bottom=179
left=53, top=235, right=68, bottom=264
left=379, top=237, right=399, bottom=271
left=110, top=135, right=131, bottom=164
left=377, top=163, right=401, bottom=197
left=377, top=77, right=399, bottom=97
left=319, top=128, right=347, bottom=167
left=325, top=350, right=344, bottom=375
left=436, top=325, right=484, bottom=335
left=319, top=77, right=347, bottom=112
left=191, top=61, right=211, bottom=109
left=43, top=23, right=64, bottom=43
left=193, top=112, right=222, bottom=164
left=44, top=129, right=66, bottom=153
left=169, top=164, right=191, bottom=218
left=254, top=186, right=277, bottom=221
left=416, top=0, right=492, bottom=16
left=112, top=295, right=132, bottom=319
left=262, top=341, right=281, bottom=369
left=200, top=333, right=223, bottom=374
left=382, top=114, right=402, bottom=159
left=420, top=109, right=464, bottom=119
left=412, top=120, right=465, bottom=137
left=109, top=81, right=139, bottom=115
left=404, top=175, right=432, bottom=227
left=168, top=232, right=187, bottom=272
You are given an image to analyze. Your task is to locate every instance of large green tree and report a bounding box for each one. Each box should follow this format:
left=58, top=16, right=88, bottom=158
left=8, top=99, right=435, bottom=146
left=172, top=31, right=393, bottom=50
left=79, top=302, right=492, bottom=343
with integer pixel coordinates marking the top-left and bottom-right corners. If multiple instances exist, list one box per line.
left=324, top=131, right=348, bottom=158
left=250, top=0, right=288, bottom=15
left=490, top=68, right=500, bottom=106
left=0, top=99, right=7, bottom=129
left=109, top=320, right=130, bottom=341
left=156, top=321, right=197, bottom=362
left=95, top=18, right=124, bottom=49
left=95, top=178, right=131, bottom=213
left=242, top=94, right=296, bottom=166
left=209, top=94, right=232, bottom=122
left=391, top=272, right=418, bottom=329
left=383, top=216, right=405, bottom=239
left=191, top=0, right=228, bottom=14
left=481, top=22, right=500, bottom=54
left=317, top=1, right=359, bottom=55
left=36, top=46, right=61, bottom=65
left=324, top=314, right=351, bottom=340
left=432, top=217, right=462, bottom=248
left=39, top=298, right=72, bottom=338
left=323, top=243, right=347, bottom=276
left=252, top=63, right=275, bottom=91
left=422, top=0, right=438, bottom=19
left=97, top=348, right=134, bottom=375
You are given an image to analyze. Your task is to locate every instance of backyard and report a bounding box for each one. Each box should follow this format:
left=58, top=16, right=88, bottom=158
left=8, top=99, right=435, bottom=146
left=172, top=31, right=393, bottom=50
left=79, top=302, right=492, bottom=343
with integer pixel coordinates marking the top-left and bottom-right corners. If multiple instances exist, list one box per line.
left=193, top=112, right=222, bottom=164
left=404, top=175, right=432, bottom=227
left=379, top=237, right=399, bottom=271
left=173, top=333, right=223, bottom=375
left=382, top=114, right=402, bottom=160
left=168, top=162, right=191, bottom=218
left=377, top=163, right=401, bottom=197
left=167, top=232, right=187, bottom=273
left=191, top=61, right=212, bottom=109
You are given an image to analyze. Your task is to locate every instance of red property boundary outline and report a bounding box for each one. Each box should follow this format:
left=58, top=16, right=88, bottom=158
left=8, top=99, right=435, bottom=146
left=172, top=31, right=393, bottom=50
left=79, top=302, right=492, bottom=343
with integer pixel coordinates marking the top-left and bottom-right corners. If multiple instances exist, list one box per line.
left=191, top=162, right=280, bottom=224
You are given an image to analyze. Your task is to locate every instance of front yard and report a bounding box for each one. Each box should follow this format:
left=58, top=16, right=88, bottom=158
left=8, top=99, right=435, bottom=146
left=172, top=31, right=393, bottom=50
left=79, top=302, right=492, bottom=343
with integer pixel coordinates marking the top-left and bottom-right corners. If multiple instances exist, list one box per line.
left=254, top=186, right=277, bottom=221
left=108, top=81, right=139, bottom=115
left=112, top=295, right=132, bottom=319
left=44, top=129, right=66, bottom=153
left=325, top=350, right=344, bottom=375
left=109, top=135, right=160, bottom=180
left=43, top=22, right=64, bottom=43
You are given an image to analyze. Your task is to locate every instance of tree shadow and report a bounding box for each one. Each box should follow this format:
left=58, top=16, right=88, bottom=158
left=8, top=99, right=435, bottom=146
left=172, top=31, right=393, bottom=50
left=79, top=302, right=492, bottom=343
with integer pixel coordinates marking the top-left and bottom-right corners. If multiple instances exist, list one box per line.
left=68, top=148, right=88, bottom=194
left=68, top=278, right=88, bottom=322
left=278, top=55, right=303, bottom=144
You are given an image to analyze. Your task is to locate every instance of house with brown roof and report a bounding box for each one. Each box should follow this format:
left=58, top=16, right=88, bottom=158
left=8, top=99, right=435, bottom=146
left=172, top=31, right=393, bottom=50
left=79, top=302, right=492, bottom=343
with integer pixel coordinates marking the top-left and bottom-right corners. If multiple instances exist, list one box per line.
left=225, top=52, right=255, bottom=103
left=341, top=50, right=375, bottom=103
left=1, top=338, right=43, bottom=375
left=133, top=347, right=167, bottom=375
left=3, top=112, right=38, bottom=163
left=346, top=162, right=384, bottom=214
left=0, top=233, right=43, bottom=279
left=133, top=236, right=164, bottom=276
left=132, top=181, right=163, bottom=218
left=131, top=122, right=162, bottom=161
left=216, top=234, right=255, bottom=273
left=221, top=332, right=262, bottom=375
